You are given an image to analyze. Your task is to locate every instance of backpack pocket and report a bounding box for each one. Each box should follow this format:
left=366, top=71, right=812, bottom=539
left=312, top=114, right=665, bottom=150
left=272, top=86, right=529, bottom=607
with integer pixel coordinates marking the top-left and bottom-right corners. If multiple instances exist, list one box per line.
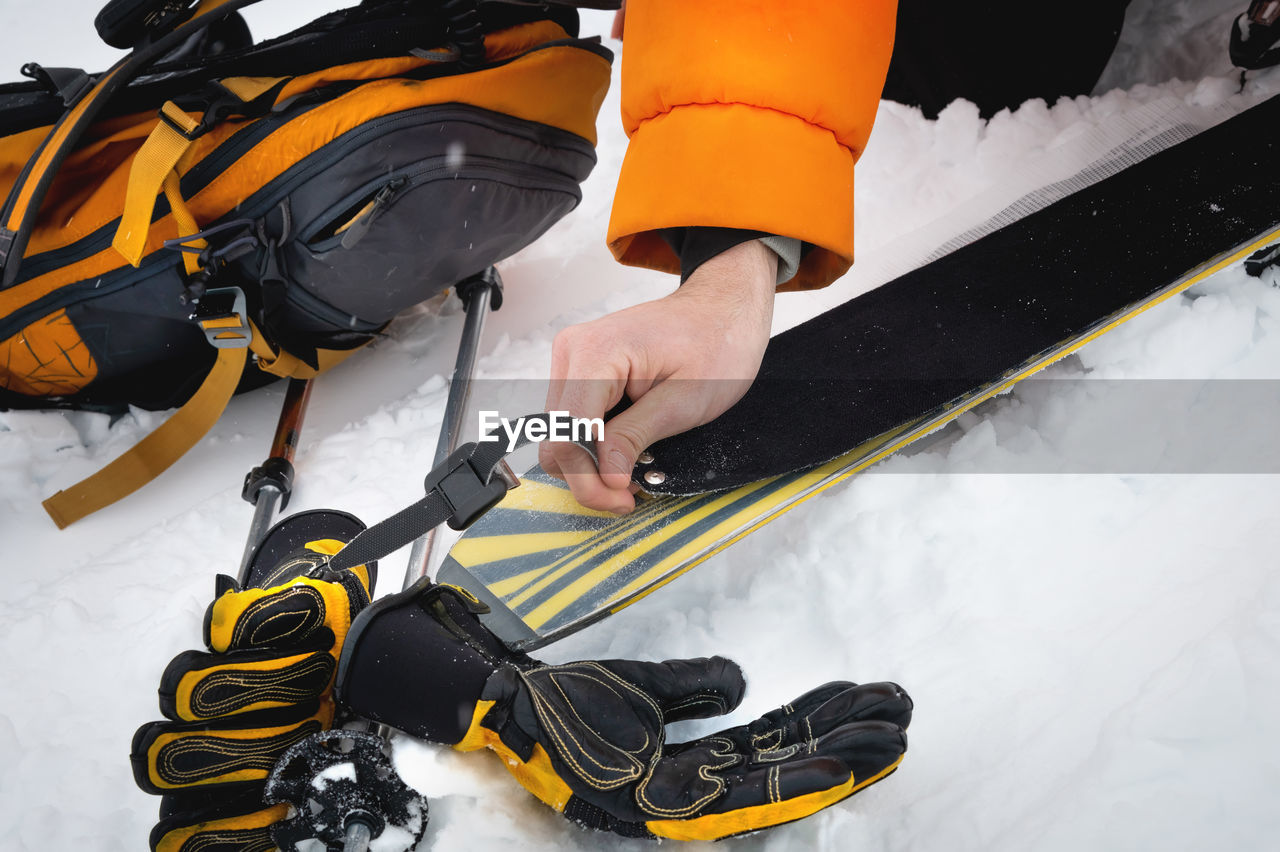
left=280, top=105, right=597, bottom=327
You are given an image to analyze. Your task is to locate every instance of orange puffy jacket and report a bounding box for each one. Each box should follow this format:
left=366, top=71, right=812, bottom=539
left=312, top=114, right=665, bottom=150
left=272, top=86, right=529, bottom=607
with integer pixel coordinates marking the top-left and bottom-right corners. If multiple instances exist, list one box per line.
left=607, top=1, right=898, bottom=291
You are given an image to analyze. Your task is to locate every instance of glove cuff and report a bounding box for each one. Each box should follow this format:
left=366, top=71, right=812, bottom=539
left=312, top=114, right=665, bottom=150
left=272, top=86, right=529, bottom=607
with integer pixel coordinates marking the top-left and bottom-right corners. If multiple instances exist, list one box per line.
left=336, top=580, right=527, bottom=743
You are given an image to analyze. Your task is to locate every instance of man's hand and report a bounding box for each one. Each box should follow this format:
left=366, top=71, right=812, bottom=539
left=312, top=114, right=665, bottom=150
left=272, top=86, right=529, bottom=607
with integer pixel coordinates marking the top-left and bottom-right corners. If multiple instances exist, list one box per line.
left=542, top=239, right=777, bottom=512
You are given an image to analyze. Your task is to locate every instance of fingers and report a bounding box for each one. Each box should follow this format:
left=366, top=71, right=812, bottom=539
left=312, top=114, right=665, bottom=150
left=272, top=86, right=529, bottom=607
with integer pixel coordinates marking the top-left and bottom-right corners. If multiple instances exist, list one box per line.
left=739, top=686, right=910, bottom=783
left=132, top=702, right=332, bottom=794
left=669, top=681, right=913, bottom=768
left=598, top=657, right=746, bottom=723
left=645, top=721, right=907, bottom=841
left=594, top=381, right=701, bottom=492
left=811, top=718, right=909, bottom=787
left=545, top=430, right=634, bottom=514
left=149, top=790, right=288, bottom=852
left=204, top=573, right=366, bottom=654
left=544, top=327, right=633, bottom=512
left=158, top=647, right=337, bottom=722
left=805, top=681, right=913, bottom=734
left=542, top=253, right=774, bottom=513
left=755, top=681, right=913, bottom=747
left=205, top=585, right=328, bottom=653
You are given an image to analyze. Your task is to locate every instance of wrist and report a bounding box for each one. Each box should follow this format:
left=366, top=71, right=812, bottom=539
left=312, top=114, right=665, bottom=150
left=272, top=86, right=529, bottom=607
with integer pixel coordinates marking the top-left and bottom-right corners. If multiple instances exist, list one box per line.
left=677, top=238, right=777, bottom=307
left=336, top=583, right=518, bottom=745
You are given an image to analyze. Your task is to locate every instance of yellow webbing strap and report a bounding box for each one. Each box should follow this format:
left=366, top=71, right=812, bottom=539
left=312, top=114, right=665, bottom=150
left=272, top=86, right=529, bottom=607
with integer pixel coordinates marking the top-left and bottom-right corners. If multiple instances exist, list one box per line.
left=218, top=75, right=288, bottom=101
left=42, top=341, right=247, bottom=529
left=113, top=101, right=200, bottom=268
left=112, top=77, right=286, bottom=271
left=41, top=312, right=365, bottom=528
left=247, top=322, right=367, bottom=380
left=163, top=172, right=205, bottom=277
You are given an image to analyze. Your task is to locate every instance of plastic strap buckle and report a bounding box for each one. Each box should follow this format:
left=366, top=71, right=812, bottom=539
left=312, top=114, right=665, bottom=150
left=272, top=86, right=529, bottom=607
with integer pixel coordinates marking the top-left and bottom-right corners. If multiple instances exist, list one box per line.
left=424, top=443, right=513, bottom=530
left=190, top=286, right=251, bottom=349
left=158, top=102, right=202, bottom=141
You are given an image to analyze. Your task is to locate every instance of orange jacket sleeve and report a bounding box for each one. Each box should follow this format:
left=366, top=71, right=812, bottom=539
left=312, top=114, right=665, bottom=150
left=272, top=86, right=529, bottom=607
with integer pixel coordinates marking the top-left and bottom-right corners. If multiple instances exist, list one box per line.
left=607, top=1, right=897, bottom=291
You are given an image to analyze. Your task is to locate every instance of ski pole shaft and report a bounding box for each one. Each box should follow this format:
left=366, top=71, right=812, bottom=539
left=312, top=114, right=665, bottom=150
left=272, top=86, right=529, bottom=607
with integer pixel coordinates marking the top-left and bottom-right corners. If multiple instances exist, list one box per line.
left=343, top=821, right=372, bottom=852
left=401, top=268, right=500, bottom=590
left=239, top=378, right=313, bottom=583
left=435, top=287, right=489, bottom=467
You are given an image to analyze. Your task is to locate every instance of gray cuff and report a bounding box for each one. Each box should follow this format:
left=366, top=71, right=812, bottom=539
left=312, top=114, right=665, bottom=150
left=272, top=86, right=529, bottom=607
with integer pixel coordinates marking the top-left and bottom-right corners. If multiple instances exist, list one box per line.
left=758, top=235, right=802, bottom=285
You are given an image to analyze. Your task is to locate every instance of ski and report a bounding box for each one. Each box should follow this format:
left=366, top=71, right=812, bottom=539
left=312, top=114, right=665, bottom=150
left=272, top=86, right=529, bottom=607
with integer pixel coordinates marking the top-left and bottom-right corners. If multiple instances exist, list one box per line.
left=437, top=92, right=1280, bottom=651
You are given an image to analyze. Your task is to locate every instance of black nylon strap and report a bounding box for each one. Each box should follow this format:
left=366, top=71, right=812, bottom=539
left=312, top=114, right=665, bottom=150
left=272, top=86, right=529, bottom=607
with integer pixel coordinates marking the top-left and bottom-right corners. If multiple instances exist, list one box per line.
left=329, top=413, right=596, bottom=573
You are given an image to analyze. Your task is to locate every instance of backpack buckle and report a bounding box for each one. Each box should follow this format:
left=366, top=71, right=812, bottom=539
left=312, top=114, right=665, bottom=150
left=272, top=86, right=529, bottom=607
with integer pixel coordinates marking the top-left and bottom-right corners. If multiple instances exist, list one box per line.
left=190, top=286, right=251, bottom=349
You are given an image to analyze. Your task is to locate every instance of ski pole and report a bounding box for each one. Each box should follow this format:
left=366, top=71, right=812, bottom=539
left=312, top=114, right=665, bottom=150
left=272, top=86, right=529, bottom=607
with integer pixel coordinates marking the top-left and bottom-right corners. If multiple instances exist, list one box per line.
left=265, top=270, right=504, bottom=852
left=238, top=377, right=313, bottom=584
left=401, top=266, right=502, bottom=590
left=329, top=268, right=502, bottom=852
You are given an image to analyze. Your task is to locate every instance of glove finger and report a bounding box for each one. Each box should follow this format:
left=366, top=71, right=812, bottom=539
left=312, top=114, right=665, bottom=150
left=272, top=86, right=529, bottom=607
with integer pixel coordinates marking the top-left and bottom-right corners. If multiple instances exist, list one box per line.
left=204, top=572, right=367, bottom=655
left=798, top=681, right=913, bottom=742
left=597, top=657, right=746, bottom=723
left=810, top=718, right=910, bottom=787
left=667, top=681, right=912, bottom=757
left=150, top=787, right=287, bottom=852
left=159, top=646, right=337, bottom=722
left=132, top=701, right=332, bottom=795
left=646, top=721, right=907, bottom=842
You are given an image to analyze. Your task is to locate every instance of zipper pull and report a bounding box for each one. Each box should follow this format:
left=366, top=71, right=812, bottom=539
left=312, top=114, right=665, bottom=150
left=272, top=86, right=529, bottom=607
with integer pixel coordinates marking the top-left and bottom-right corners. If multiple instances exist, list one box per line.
left=339, top=178, right=406, bottom=250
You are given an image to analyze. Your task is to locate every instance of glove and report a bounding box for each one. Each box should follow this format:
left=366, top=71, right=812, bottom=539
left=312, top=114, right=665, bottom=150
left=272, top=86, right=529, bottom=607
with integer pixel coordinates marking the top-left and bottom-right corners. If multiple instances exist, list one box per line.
left=1230, top=1, right=1280, bottom=71
left=336, top=581, right=911, bottom=841
left=131, top=510, right=375, bottom=852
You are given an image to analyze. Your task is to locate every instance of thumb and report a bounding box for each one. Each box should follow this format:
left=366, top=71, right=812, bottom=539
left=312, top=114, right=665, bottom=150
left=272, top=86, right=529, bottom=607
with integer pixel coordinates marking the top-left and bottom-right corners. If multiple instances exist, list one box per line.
left=600, top=657, right=746, bottom=724
left=597, top=381, right=703, bottom=490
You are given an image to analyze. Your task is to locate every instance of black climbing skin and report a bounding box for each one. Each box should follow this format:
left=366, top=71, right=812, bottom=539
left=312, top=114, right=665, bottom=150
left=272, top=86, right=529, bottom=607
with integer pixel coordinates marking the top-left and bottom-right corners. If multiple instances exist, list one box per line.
left=883, top=0, right=1132, bottom=119
left=639, top=93, right=1280, bottom=495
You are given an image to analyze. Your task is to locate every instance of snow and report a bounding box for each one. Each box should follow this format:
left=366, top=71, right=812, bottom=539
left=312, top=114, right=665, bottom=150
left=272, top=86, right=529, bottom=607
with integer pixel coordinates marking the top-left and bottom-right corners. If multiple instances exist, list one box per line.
left=313, top=762, right=358, bottom=789
left=2, top=2, right=1280, bottom=851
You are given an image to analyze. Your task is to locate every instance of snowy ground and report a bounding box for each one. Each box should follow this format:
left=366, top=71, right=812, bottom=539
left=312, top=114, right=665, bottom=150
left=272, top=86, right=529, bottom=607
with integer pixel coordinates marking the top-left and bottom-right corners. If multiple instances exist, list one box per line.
left=3, top=2, right=1280, bottom=850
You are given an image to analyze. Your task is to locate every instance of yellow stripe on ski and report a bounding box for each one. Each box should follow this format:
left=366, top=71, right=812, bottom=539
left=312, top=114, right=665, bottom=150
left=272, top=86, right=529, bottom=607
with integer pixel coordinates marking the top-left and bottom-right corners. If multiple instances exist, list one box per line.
left=450, top=530, right=602, bottom=570
left=503, top=492, right=727, bottom=611
left=521, top=480, right=779, bottom=629
left=492, top=477, right=618, bottom=517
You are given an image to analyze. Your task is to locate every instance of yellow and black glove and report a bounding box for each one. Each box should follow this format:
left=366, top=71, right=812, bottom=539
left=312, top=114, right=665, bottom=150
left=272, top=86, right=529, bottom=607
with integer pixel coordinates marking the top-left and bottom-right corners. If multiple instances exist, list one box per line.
left=131, top=510, right=374, bottom=852
left=337, top=581, right=911, bottom=841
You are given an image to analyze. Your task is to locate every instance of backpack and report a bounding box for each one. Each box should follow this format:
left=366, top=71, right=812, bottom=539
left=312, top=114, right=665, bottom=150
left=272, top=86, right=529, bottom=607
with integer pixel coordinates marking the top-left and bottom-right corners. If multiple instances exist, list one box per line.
left=0, top=0, right=613, bottom=527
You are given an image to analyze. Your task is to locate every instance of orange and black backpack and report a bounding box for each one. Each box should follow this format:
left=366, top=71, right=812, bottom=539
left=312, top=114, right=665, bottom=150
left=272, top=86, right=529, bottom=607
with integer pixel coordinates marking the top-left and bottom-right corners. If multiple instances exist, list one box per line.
left=0, top=0, right=613, bottom=527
